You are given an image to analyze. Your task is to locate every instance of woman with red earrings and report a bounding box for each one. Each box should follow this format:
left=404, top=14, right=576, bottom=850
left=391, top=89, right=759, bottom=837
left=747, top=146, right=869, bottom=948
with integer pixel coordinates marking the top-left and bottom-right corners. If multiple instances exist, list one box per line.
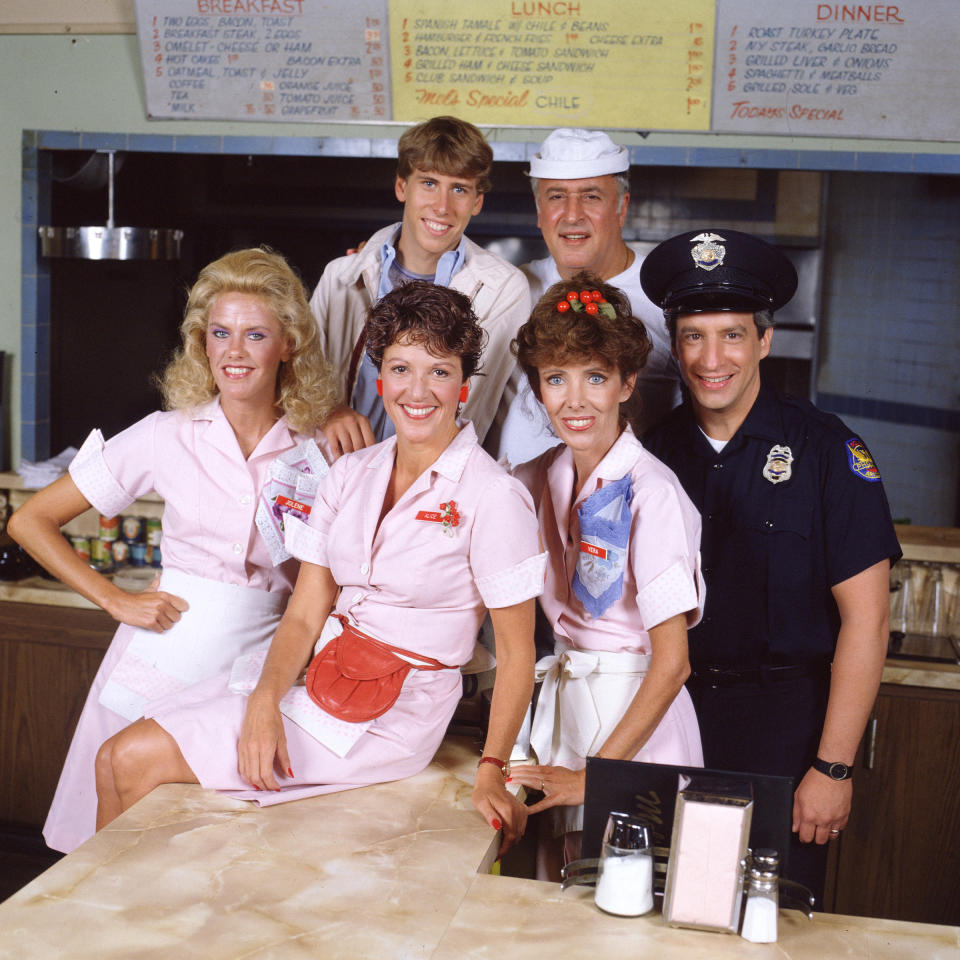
left=94, top=281, right=545, bottom=857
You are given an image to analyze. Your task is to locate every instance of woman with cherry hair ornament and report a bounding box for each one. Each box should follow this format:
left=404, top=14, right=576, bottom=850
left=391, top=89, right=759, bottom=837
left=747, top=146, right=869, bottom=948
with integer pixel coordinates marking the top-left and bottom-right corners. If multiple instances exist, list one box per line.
left=506, top=272, right=705, bottom=879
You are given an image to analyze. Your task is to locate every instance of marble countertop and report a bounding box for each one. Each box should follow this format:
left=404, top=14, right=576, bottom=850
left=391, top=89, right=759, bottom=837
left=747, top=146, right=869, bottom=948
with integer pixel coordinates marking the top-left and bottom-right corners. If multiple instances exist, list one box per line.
left=1, top=737, right=957, bottom=960
left=882, top=659, right=960, bottom=690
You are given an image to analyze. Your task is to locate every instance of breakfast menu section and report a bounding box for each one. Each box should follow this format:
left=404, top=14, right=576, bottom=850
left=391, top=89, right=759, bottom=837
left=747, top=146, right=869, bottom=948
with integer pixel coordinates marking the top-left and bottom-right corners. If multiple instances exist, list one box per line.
left=134, top=0, right=391, bottom=121
left=388, top=0, right=714, bottom=129
left=712, top=0, right=957, bottom=140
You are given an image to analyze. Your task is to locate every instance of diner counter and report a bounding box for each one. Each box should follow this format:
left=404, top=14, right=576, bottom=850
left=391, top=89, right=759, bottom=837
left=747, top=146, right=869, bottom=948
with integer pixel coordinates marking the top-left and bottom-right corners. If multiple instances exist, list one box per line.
left=0, top=736, right=957, bottom=960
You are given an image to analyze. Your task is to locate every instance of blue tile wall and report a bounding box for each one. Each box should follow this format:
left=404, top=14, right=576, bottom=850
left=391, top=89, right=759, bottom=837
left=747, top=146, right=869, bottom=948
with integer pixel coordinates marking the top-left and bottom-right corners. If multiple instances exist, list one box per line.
left=817, top=171, right=960, bottom=525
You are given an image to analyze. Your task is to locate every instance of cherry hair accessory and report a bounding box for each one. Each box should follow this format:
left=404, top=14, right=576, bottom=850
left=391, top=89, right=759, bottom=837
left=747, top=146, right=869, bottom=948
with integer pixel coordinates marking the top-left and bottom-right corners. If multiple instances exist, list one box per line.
left=375, top=378, right=383, bottom=397
left=556, top=290, right=617, bottom=320
left=478, top=755, right=510, bottom=777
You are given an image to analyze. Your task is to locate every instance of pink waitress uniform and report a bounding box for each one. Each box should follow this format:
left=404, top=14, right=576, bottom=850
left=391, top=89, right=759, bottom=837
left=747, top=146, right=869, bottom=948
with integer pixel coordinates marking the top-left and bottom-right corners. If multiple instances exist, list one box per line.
left=43, top=398, right=326, bottom=853
left=146, top=422, right=546, bottom=804
left=513, top=426, right=705, bottom=831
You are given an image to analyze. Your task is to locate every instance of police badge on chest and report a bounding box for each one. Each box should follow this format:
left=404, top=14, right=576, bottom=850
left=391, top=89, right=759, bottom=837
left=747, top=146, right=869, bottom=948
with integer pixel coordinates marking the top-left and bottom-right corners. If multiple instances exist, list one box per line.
left=762, top=444, right=793, bottom=485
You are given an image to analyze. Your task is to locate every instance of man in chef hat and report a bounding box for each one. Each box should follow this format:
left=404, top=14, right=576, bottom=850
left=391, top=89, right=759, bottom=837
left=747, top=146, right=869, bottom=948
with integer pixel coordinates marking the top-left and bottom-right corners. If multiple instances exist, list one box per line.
left=490, top=128, right=681, bottom=465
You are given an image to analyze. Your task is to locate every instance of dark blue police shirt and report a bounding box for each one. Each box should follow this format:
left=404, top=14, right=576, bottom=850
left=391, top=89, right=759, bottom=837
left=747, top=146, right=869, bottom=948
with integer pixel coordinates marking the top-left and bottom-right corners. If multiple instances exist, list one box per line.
left=644, top=385, right=901, bottom=667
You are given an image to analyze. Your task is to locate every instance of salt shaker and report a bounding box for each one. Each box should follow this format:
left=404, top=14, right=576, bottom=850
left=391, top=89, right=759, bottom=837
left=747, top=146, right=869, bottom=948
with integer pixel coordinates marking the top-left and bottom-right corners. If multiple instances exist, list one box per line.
left=594, top=812, right=654, bottom=917
left=740, top=849, right=779, bottom=943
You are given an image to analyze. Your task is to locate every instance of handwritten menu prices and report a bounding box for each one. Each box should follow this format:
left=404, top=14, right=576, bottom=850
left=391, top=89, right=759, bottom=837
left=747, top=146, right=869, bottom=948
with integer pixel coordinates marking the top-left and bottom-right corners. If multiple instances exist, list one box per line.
left=389, top=0, right=714, bottom=130
left=713, top=0, right=959, bottom=141
left=134, top=0, right=391, bottom=121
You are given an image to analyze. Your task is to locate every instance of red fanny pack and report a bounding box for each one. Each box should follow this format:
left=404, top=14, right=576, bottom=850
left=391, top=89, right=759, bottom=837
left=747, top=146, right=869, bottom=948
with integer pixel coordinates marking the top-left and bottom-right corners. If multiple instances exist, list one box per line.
left=305, top=615, right=453, bottom=723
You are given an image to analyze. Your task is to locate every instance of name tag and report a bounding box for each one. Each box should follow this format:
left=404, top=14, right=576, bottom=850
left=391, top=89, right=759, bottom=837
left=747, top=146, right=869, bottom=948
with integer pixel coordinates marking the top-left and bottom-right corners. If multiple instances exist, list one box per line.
left=580, top=541, right=608, bottom=560
left=416, top=510, right=444, bottom=523
left=275, top=495, right=311, bottom=516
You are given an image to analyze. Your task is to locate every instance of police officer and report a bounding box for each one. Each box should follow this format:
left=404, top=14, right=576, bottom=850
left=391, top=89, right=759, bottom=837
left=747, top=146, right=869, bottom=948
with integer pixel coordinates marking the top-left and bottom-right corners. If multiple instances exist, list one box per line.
left=641, top=229, right=901, bottom=903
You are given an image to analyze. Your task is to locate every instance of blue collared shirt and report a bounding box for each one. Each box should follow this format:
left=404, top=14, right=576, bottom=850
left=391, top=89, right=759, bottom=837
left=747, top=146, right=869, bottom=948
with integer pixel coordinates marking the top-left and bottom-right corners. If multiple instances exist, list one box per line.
left=354, top=230, right=469, bottom=442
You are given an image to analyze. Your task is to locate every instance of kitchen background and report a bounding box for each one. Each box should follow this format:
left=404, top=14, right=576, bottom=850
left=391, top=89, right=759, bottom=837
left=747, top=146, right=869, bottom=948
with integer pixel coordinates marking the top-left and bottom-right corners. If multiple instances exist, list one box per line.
left=2, top=8, right=959, bottom=530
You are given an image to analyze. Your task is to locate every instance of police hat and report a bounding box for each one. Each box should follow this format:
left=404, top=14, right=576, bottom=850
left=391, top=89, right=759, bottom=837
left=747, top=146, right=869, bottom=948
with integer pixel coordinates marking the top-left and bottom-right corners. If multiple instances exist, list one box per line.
left=640, top=229, right=797, bottom=316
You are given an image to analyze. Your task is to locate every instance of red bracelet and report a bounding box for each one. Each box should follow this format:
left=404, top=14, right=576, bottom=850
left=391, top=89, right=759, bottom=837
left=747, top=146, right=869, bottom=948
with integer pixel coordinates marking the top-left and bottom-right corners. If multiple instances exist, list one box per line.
left=478, top=755, right=509, bottom=777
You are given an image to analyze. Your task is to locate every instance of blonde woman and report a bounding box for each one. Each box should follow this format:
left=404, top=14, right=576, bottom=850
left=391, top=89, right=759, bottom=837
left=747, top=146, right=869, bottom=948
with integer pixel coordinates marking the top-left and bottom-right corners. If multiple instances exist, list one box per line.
left=10, top=247, right=336, bottom=853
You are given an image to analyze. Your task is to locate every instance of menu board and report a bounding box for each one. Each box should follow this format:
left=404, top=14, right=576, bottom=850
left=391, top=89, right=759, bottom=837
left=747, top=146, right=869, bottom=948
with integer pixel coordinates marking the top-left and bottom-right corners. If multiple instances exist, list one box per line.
left=389, top=0, right=714, bottom=129
left=133, top=0, right=960, bottom=142
left=713, top=0, right=959, bottom=140
left=134, top=0, right=391, bottom=121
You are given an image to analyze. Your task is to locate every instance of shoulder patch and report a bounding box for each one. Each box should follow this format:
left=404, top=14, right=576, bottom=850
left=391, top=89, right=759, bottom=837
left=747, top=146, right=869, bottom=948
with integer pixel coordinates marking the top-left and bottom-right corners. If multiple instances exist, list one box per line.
left=845, top=438, right=881, bottom=482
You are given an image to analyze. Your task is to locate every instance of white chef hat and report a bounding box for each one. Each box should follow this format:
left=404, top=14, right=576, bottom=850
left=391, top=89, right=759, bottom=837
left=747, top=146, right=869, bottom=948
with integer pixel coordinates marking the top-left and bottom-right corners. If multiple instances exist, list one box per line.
left=528, top=128, right=630, bottom=179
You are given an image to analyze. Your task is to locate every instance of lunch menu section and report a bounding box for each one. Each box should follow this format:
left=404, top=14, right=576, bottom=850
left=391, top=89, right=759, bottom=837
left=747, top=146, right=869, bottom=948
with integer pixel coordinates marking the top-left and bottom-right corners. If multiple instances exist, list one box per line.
left=134, top=0, right=959, bottom=141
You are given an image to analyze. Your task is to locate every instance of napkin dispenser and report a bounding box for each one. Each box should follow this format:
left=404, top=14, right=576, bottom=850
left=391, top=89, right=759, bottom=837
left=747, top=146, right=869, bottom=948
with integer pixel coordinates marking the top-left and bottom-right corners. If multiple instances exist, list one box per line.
left=662, top=775, right=753, bottom=932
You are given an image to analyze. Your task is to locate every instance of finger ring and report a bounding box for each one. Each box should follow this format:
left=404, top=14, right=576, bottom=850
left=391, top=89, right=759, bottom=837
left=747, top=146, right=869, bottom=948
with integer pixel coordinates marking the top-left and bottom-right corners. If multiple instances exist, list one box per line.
left=829, top=828, right=840, bottom=837
left=540, top=778, right=545, bottom=792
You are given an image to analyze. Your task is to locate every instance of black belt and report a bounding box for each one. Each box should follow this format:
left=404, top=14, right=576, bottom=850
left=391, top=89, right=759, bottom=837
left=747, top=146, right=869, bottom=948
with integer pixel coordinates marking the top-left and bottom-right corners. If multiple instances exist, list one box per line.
left=690, top=660, right=830, bottom=688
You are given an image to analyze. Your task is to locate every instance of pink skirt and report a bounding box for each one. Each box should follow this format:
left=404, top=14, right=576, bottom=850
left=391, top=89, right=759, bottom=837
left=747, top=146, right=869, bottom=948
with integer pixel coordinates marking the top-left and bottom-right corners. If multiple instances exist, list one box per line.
left=146, top=666, right=463, bottom=805
left=43, top=574, right=287, bottom=853
left=43, top=622, right=137, bottom=853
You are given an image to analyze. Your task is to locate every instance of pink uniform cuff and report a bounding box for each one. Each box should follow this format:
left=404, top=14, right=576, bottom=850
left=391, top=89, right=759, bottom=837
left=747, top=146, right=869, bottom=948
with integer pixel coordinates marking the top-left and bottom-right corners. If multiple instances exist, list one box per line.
left=475, top=551, right=547, bottom=608
left=68, top=429, right=134, bottom=518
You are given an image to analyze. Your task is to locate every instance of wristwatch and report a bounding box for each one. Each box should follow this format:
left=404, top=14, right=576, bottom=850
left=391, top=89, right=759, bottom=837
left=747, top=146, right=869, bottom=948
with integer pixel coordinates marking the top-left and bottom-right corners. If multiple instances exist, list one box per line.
left=812, top=757, right=852, bottom=781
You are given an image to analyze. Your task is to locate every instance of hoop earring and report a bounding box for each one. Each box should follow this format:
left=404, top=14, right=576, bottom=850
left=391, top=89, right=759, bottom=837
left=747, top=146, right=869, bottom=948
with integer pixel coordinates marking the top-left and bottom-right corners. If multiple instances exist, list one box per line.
left=376, top=378, right=383, bottom=397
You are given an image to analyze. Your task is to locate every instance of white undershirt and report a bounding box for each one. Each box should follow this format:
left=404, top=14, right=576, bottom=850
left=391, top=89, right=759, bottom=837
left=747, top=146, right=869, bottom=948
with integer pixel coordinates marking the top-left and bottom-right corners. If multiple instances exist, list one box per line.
left=698, top=427, right=729, bottom=453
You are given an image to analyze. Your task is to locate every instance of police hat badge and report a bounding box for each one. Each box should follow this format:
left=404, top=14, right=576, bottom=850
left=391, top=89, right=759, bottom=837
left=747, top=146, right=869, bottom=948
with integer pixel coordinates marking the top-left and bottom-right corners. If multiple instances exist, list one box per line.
left=762, top=444, right=793, bottom=484
left=690, top=233, right=726, bottom=271
left=640, top=228, right=798, bottom=317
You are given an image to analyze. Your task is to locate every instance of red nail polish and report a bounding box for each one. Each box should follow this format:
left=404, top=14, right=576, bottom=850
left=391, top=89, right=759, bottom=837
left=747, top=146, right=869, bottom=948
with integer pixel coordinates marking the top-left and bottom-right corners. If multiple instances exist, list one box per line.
left=253, top=784, right=261, bottom=791
left=288, top=767, right=294, bottom=778
left=504, top=777, right=513, bottom=783
left=492, top=819, right=502, bottom=831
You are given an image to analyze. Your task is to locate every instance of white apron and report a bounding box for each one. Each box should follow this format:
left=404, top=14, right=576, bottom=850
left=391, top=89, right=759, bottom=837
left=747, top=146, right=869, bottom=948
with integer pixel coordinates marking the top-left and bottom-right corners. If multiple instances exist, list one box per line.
left=530, top=641, right=652, bottom=835
left=98, top=568, right=286, bottom=721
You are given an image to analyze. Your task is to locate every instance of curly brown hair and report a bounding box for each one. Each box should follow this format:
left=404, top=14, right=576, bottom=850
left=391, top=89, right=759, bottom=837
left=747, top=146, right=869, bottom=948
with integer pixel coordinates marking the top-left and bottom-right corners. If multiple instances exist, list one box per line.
left=396, top=116, right=493, bottom=194
left=364, top=280, right=486, bottom=380
left=158, top=247, right=337, bottom=434
left=514, top=270, right=651, bottom=403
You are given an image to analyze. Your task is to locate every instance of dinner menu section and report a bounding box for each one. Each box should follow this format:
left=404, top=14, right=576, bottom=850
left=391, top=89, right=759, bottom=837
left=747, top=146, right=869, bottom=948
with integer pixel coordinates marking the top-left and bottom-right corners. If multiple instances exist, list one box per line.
left=135, top=0, right=391, bottom=121
left=388, top=0, right=714, bottom=130
left=712, top=0, right=957, bottom=140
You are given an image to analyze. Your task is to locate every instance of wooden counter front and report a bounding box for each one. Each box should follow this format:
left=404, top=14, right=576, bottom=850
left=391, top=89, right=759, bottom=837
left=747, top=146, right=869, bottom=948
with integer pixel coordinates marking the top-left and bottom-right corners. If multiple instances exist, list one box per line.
left=0, top=602, right=113, bottom=827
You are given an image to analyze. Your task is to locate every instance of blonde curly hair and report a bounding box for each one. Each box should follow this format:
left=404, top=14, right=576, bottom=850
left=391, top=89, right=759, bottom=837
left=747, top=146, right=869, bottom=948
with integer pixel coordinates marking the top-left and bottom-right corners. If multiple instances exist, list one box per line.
left=159, top=248, right=337, bottom=434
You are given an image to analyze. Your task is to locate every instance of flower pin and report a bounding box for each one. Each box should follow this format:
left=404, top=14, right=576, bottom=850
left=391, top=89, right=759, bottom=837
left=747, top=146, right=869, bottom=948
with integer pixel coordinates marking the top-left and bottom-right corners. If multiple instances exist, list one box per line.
left=439, top=500, right=460, bottom=537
